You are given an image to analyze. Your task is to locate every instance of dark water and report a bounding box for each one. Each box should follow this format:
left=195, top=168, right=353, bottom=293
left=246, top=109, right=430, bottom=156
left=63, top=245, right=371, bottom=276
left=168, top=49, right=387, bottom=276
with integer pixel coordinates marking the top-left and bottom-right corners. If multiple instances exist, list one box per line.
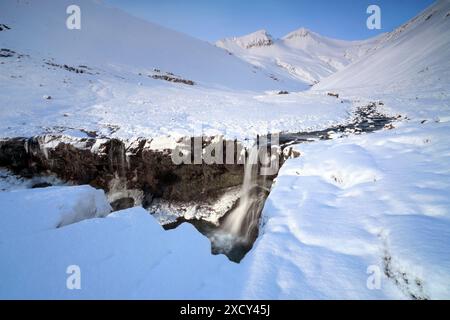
left=280, top=103, right=398, bottom=146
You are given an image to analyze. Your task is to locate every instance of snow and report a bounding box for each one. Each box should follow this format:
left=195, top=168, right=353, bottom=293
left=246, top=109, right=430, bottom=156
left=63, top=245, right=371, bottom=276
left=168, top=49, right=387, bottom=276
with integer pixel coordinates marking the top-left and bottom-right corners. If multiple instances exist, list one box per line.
left=0, top=52, right=352, bottom=141
left=0, top=0, right=278, bottom=91
left=0, top=195, right=232, bottom=299
left=253, top=120, right=450, bottom=299
left=1, top=0, right=450, bottom=300
left=0, top=0, right=354, bottom=142
left=313, top=0, right=450, bottom=112
left=1, top=138, right=450, bottom=300
left=217, top=27, right=382, bottom=87
left=2, top=123, right=450, bottom=299
left=150, top=186, right=241, bottom=226
left=229, top=29, right=274, bottom=49
left=0, top=185, right=111, bottom=242
left=0, top=168, right=67, bottom=191
left=242, top=0, right=450, bottom=299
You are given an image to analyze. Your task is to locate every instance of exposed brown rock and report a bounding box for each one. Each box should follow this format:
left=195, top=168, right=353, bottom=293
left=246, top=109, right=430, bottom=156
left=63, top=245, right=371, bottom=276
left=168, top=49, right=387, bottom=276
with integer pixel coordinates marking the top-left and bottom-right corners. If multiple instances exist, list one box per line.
left=0, top=136, right=244, bottom=203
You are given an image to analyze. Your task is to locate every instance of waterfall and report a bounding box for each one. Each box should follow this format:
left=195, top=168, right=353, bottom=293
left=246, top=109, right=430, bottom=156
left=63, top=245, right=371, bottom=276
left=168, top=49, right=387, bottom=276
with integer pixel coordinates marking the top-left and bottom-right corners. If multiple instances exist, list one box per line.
left=220, top=144, right=270, bottom=247
left=208, top=140, right=275, bottom=262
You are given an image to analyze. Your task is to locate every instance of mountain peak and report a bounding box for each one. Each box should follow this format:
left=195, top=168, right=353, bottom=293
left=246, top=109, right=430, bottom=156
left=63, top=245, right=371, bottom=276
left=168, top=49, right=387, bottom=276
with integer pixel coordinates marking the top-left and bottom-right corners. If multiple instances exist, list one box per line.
left=283, top=28, right=313, bottom=40
left=229, top=29, right=274, bottom=49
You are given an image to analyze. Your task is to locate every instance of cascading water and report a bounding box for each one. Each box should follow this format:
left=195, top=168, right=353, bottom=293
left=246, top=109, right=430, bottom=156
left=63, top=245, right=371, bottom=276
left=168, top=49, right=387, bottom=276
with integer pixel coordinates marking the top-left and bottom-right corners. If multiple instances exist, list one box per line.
left=209, top=144, right=272, bottom=262
left=222, top=146, right=265, bottom=238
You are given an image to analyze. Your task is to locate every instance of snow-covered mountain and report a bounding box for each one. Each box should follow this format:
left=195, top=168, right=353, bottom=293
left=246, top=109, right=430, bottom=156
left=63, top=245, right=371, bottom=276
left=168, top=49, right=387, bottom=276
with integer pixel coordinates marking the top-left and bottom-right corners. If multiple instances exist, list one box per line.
left=229, top=29, right=275, bottom=49
left=0, top=0, right=280, bottom=90
left=216, top=27, right=383, bottom=87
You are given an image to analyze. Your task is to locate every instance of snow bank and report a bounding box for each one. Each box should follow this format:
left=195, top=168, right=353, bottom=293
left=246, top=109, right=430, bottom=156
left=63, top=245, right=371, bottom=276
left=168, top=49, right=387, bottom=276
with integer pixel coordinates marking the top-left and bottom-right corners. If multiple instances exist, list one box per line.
left=0, top=185, right=111, bottom=242
left=293, top=144, right=382, bottom=189
left=0, top=204, right=231, bottom=299
left=250, top=120, right=450, bottom=299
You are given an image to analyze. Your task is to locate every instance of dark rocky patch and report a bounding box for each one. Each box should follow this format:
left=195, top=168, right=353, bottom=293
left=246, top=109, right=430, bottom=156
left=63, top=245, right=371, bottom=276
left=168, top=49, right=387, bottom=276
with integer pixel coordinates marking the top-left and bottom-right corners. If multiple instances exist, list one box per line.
left=105, top=124, right=120, bottom=135
left=245, top=37, right=273, bottom=49
left=0, top=24, right=10, bottom=31
left=327, top=92, right=339, bottom=98
left=280, top=102, right=399, bottom=146
left=110, top=197, right=135, bottom=211
left=79, top=129, right=98, bottom=138
left=0, top=136, right=245, bottom=203
left=0, top=48, right=15, bottom=58
left=44, top=61, right=92, bottom=74
left=383, top=251, right=429, bottom=300
left=31, top=182, right=52, bottom=189
left=151, top=74, right=195, bottom=86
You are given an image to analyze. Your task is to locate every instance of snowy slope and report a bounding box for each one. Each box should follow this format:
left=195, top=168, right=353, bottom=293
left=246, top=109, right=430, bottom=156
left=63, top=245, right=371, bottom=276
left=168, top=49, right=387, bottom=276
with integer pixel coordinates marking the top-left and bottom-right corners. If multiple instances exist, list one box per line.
left=0, top=0, right=280, bottom=91
left=0, top=0, right=353, bottom=141
left=0, top=201, right=231, bottom=299
left=0, top=50, right=351, bottom=140
left=216, top=28, right=382, bottom=88
left=0, top=185, right=111, bottom=242
left=314, top=0, right=450, bottom=106
left=252, top=120, right=450, bottom=299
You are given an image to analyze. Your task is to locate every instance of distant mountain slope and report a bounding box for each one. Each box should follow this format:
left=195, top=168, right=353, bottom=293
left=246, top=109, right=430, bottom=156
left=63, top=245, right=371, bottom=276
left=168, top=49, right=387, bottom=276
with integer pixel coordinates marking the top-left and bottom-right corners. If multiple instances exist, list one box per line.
left=0, top=0, right=353, bottom=141
left=314, top=0, right=450, bottom=95
left=216, top=28, right=382, bottom=87
left=0, top=0, right=280, bottom=90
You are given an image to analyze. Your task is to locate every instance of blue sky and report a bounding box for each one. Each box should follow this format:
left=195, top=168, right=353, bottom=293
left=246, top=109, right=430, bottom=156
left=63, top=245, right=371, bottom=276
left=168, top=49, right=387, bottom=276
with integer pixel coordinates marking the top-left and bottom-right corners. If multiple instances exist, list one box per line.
left=105, top=0, right=435, bottom=41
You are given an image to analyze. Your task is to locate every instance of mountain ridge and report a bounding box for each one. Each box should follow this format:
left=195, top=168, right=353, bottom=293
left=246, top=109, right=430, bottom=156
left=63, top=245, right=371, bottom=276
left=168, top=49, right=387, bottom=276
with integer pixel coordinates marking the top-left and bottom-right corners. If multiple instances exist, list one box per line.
left=216, top=26, right=382, bottom=86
